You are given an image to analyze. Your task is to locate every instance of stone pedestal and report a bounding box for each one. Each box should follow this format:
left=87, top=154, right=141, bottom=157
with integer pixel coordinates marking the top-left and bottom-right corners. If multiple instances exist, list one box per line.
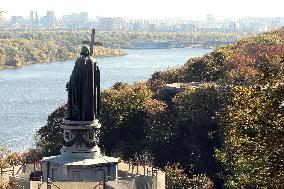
left=41, top=119, right=119, bottom=182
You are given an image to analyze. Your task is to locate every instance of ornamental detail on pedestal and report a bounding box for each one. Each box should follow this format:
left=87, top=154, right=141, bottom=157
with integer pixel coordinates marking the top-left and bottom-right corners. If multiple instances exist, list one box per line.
left=63, top=129, right=100, bottom=148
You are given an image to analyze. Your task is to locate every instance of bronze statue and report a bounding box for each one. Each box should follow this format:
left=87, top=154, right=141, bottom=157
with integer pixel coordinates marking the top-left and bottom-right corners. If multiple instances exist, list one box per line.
left=66, top=46, right=100, bottom=121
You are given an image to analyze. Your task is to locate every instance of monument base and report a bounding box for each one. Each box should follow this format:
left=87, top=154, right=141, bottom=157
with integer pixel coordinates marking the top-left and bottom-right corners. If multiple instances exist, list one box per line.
left=42, top=155, right=119, bottom=182
left=41, top=119, right=119, bottom=182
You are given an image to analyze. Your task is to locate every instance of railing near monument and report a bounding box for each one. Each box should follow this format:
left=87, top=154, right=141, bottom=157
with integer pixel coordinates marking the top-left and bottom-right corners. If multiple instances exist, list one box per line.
left=9, top=160, right=156, bottom=180
left=30, top=181, right=104, bottom=189
left=30, top=174, right=165, bottom=189
left=118, top=160, right=158, bottom=177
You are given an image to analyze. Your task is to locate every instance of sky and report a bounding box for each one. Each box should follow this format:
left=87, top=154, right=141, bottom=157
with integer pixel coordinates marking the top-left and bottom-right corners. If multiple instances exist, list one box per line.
left=1, top=0, right=284, bottom=20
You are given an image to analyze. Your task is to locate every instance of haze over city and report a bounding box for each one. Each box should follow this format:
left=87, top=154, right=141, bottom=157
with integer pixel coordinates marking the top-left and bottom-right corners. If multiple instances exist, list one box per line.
left=1, top=0, right=284, bottom=20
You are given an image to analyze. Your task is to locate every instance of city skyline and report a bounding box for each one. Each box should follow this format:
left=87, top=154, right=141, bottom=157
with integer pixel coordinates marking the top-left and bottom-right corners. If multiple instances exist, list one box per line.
left=1, top=0, right=284, bottom=20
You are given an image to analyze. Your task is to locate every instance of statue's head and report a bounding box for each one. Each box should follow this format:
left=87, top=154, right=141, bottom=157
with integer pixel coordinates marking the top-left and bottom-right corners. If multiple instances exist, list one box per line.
left=80, top=46, right=90, bottom=56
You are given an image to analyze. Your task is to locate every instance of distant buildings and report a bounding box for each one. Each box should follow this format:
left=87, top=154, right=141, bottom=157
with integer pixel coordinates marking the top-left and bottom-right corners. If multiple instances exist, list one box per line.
left=46, top=11, right=55, bottom=28
left=62, top=12, right=89, bottom=28
left=39, top=11, right=55, bottom=28
left=3, top=11, right=284, bottom=33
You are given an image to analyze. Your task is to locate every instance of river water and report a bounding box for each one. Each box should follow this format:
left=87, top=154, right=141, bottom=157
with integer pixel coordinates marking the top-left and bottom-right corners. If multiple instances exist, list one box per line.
left=0, top=48, right=211, bottom=151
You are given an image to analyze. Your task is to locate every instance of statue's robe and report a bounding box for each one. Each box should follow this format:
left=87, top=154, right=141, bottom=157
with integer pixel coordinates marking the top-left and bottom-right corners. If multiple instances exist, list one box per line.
left=67, top=55, right=100, bottom=121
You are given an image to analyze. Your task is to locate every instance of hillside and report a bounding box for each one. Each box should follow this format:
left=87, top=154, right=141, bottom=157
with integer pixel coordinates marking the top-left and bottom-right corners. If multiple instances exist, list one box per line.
left=148, top=28, right=284, bottom=188
left=150, top=28, right=284, bottom=87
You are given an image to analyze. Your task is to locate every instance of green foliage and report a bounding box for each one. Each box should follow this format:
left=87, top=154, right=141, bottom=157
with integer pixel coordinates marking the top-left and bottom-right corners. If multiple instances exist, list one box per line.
left=172, top=86, right=225, bottom=173
left=100, top=82, right=153, bottom=158
left=144, top=98, right=177, bottom=167
left=216, top=83, right=284, bottom=188
left=254, top=53, right=283, bottom=85
left=151, top=67, right=186, bottom=84
left=142, top=85, right=229, bottom=187
left=33, top=82, right=160, bottom=160
left=189, top=174, right=214, bottom=189
left=251, top=33, right=283, bottom=46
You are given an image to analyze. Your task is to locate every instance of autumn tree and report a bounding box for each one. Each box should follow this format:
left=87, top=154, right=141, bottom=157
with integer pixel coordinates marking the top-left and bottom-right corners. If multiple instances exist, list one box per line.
left=216, top=83, right=284, bottom=188
left=100, top=82, right=153, bottom=158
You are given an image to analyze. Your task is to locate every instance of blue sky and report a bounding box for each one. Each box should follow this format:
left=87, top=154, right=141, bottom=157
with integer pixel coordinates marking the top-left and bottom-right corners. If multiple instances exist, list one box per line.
left=1, top=0, right=284, bottom=20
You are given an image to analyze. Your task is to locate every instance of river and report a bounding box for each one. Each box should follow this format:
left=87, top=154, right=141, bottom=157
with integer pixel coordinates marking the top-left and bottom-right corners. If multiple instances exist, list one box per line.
left=0, top=48, right=212, bottom=151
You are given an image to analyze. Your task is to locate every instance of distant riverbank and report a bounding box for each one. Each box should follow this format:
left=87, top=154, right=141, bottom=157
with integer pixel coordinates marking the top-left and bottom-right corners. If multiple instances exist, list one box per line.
left=0, top=30, right=241, bottom=70
left=0, top=46, right=126, bottom=70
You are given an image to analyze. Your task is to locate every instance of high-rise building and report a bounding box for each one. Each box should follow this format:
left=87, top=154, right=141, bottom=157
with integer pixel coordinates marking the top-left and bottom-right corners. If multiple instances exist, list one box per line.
left=30, top=11, right=38, bottom=28
left=206, top=14, right=216, bottom=28
left=46, top=11, right=55, bottom=28
left=30, top=11, right=34, bottom=23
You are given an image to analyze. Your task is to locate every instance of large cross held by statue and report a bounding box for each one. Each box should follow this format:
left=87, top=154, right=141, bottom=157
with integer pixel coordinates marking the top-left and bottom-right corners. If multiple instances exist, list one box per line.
left=67, top=29, right=102, bottom=121
left=82, top=29, right=102, bottom=56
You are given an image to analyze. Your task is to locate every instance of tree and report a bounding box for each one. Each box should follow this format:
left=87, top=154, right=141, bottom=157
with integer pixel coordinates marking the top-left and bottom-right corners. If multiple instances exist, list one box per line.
left=216, top=84, right=284, bottom=188
left=172, top=86, right=224, bottom=173
left=145, top=85, right=229, bottom=187
left=144, top=97, right=176, bottom=167
left=100, top=82, right=152, bottom=158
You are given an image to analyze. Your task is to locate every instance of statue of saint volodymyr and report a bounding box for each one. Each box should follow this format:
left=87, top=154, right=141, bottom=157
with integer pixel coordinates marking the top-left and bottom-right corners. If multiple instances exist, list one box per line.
left=66, top=46, right=100, bottom=121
